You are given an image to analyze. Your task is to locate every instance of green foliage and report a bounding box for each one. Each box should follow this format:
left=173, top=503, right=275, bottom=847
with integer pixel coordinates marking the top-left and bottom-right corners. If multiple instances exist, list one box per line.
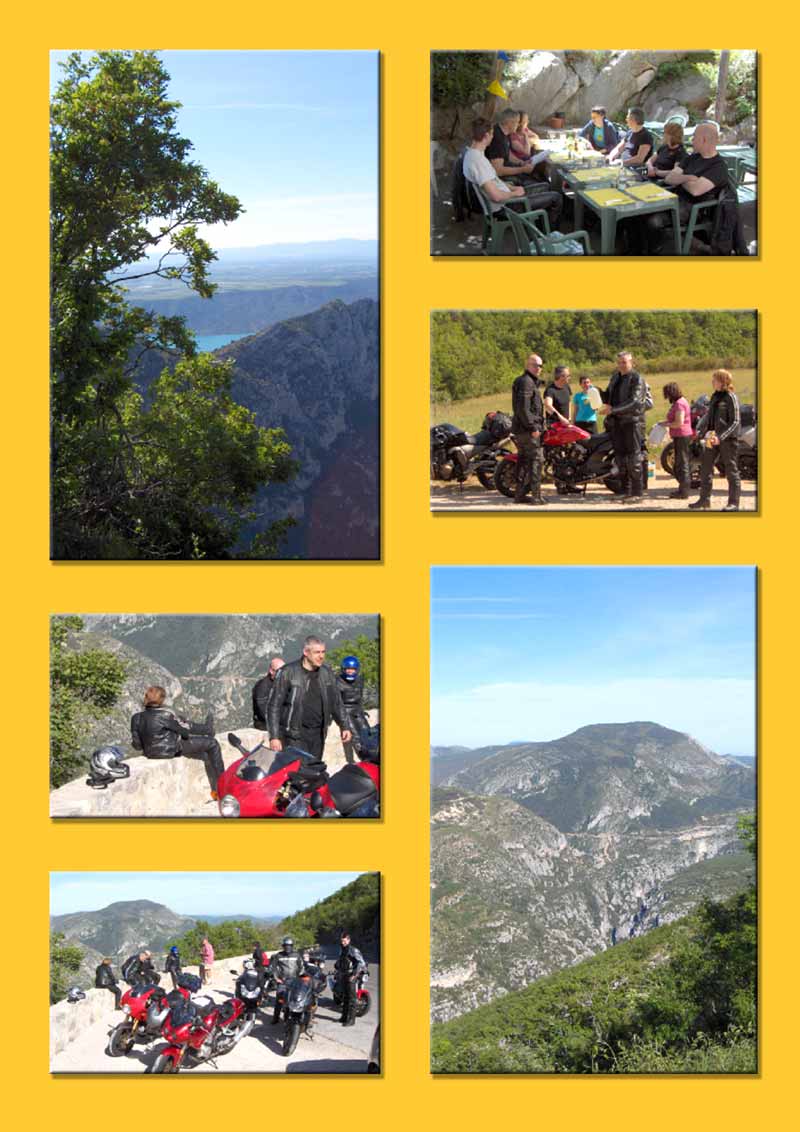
left=431, top=52, right=496, bottom=110
left=50, top=615, right=128, bottom=788
left=51, top=50, right=297, bottom=559
left=430, top=311, right=757, bottom=403
left=279, top=873, right=380, bottom=949
left=432, top=884, right=757, bottom=1074
left=328, top=634, right=381, bottom=708
left=653, top=53, right=716, bottom=86
left=50, top=931, right=84, bottom=1004
left=173, top=920, right=279, bottom=965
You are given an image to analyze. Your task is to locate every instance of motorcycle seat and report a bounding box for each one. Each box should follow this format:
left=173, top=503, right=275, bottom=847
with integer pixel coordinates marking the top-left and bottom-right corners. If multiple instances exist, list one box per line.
left=580, top=433, right=612, bottom=452
left=327, top=763, right=377, bottom=816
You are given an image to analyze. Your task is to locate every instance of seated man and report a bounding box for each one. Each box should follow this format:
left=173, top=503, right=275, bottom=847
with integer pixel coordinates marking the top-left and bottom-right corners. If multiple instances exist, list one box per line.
left=645, top=121, right=730, bottom=253
left=579, top=105, right=619, bottom=155
left=608, top=107, right=654, bottom=166
left=463, top=118, right=563, bottom=233
left=487, top=107, right=551, bottom=183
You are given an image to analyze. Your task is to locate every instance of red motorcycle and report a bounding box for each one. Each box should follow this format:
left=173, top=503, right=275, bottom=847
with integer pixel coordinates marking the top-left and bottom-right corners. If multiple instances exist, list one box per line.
left=494, top=420, right=628, bottom=497
left=217, top=732, right=380, bottom=819
left=147, top=995, right=247, bottom=1073
left=107, top=983, right=189, bottom=1058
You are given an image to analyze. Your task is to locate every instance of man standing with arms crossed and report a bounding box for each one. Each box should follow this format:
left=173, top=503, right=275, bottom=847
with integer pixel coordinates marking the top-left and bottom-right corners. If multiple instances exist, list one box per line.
left=511, top=354, right=548, bottom=506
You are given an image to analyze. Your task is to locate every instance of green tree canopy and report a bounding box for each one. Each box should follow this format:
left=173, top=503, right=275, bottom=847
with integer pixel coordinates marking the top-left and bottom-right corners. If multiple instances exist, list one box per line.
left=50, top=615, right=128, bottom=788
left=51, top=50, right=297, bottom=559
left=50, top=932, right=84, bottom=1004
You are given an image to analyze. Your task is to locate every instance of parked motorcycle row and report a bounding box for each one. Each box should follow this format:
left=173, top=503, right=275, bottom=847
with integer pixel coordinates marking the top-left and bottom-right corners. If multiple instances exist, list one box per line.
left=106, top=956, right=372, bottom=1071
left=431, top=400, right=757, bottom=498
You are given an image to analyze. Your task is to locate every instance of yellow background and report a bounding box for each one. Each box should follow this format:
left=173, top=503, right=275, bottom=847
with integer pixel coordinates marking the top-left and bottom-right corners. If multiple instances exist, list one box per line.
left=3, top=10, right=795, bottom=1127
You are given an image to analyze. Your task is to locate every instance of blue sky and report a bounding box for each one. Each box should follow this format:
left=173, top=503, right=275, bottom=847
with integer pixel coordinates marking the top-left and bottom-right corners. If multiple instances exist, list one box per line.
left=50, top=50, right=378, bottom=248
left=431, top=567, right=756, bottom=755
left=51, top=872, right=366, bottom=917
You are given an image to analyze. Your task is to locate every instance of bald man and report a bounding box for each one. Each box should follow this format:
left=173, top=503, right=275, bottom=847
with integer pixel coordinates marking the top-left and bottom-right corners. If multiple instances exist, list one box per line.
left=252, top=657, right=285, bottom=731
left=511, top=354, right=548, bottom=505
left=645, top=122, right=729, bottom=253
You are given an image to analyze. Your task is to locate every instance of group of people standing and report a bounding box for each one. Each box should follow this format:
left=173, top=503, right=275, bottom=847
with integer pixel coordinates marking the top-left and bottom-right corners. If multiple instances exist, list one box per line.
left=127, top=637, right=371, bottom=802
left=510, top=352, right=743, bottom=509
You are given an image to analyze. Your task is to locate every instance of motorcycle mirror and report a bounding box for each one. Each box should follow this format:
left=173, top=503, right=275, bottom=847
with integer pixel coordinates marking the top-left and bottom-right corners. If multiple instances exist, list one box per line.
left=227, top=733, right=243, bottom=749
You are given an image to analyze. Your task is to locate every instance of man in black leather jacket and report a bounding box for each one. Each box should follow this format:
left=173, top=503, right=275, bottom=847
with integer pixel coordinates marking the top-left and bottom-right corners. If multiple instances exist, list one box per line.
left=336, top=657, right=369, bottom=763
left=251, top=657, right=285, bottom=730
left=130, top=685, right=225, bottom=798
left=335, top=931, right=367, bottom=1027
left=121, top=950, right=157, bottom=987
left=95, top=958, right=122, bottom=1009
left=510, top=353, right=547, bottom=505
left=600, top=351, right=645, bottom=502
left=267, top=637, right=352, bottom=760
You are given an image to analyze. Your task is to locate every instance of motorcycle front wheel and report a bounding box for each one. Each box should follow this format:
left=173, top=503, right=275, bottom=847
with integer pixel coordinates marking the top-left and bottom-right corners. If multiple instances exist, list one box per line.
left=494, top=460, right=518, bottom=499
left=476, top=463, right=496, bottom=491
left=283, top=1020, right=301, bottom=1057
left=147, top=1054, right=178, bottom=1074
left=356, top=991, right=371, bottom=1018
left=106, top=1023, right=134, bottom=1057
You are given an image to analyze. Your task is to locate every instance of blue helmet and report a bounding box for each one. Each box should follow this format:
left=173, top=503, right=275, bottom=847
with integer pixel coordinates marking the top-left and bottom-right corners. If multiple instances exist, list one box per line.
left=340, top=656, right=360, bottom=682
left=170, top=946, right=179, bottom=955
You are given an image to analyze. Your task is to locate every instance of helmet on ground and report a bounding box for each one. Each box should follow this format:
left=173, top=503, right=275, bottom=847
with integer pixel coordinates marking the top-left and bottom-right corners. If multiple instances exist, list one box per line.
left=281, top=936, right=294, bottom=950
left=67, top=986, right=86, bottom=1003
left=89, top=746, right=130, bottom=785
left=340, top=656, right=360, bottom=681
left=243, top=958, right=254, bottom=970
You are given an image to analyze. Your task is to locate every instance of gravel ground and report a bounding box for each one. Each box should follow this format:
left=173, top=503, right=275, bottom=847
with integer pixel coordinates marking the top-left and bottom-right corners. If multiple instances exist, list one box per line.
left=431, top=468, right=757, bottom=512
left=51, top=957, right=378, bottom=1074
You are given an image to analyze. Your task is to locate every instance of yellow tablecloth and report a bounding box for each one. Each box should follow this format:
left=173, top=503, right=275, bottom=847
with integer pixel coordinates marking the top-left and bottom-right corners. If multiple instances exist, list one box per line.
left=582, top=188, right=636, bottom=208
left=624, top=183, right=676, bottom=202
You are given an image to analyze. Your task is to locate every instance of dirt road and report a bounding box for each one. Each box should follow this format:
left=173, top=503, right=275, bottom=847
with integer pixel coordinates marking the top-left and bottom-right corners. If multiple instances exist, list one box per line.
left=51, top=957, right=378, bottom=1074
left=431, top=468, right=757, bottom=512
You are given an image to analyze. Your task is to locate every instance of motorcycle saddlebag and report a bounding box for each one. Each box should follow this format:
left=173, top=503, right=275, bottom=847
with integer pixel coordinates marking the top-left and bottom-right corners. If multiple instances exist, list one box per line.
left=327, top=764, right=377, bottom=816
left=740, top=404, right=757, bottom=429
left=431, top=423, right=469, bottom=449
left=177, top=972, right=202, bottom=993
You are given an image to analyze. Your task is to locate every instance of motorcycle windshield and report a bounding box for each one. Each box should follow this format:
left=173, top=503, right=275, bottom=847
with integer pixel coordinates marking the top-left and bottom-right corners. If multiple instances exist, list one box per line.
left=286, top=978, right=313, bottom=1011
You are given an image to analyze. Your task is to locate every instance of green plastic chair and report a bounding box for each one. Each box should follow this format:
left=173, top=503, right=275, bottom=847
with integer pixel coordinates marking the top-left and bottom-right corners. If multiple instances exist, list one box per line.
left=680, top=197, right=722, bottom=254
left=472, top=185, right=515, bottom=254
left=504, top=206, right=591, bottom=256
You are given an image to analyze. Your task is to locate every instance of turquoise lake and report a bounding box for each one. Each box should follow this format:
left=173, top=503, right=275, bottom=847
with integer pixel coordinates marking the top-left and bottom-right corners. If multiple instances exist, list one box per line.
left=196, top=332, right=249, bottom=352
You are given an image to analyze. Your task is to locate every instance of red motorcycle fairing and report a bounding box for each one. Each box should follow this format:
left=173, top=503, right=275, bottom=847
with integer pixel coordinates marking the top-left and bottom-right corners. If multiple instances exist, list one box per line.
left=542, top=421, right=591, bottom=446
left=217, top=752, right=315, bottom=818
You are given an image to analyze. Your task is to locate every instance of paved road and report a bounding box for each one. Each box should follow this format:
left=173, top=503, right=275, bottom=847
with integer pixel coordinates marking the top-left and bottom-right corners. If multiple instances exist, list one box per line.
left=431, top=469, right=757, bottom=512
left=51, top=958, right=378, bottom=1074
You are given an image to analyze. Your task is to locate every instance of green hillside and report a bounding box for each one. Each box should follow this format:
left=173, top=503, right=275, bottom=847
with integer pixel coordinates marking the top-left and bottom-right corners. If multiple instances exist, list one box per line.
left=432, top=884, right=756, bottom=1074
left=279, top=872, right=380, bottom=949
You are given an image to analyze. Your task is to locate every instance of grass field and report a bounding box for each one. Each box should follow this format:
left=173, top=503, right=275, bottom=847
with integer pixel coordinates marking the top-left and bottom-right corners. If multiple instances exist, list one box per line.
left=432, top=369, right=757, bottom=443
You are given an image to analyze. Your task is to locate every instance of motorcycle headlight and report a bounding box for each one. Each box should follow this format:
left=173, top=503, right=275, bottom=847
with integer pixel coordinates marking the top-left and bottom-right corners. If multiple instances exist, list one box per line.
left=122, top=1004, right=131, bottom=1015
left=220, top=794, right=240, bottom=818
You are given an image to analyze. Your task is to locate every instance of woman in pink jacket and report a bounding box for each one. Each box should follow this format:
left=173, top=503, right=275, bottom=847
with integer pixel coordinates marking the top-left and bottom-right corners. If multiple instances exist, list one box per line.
left=200, top=937, right=215, bottom=985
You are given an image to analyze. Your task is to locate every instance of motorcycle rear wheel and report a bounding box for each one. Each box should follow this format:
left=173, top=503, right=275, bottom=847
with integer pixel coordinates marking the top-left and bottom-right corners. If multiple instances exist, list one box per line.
left=106, top=1024, right=134, bottom=1057
left=494, top=460, right=518, bottom=499
left=147, top=1054, right=177, bottom=1074
left=356, top=990, right=371, bottom=1018
left=283, top=1021, right=301, bottom=1057
left=476, top=464, right=496, bottom=491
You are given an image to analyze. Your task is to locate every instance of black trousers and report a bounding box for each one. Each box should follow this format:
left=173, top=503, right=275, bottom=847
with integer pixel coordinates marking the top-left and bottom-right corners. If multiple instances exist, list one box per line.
left=699, top=437, right=740, bottom=504
left=179, top=736, right=224, bottom=791
left=102, top=984, right=122, bottom=1009
left=512, top=431, right=543, bottom=499
left=609, top=418, right=643, bottom=495
left=507, top=188, right=563, bottom=231
left=341, top=976, right=357, bottom=1025
left=672, top=435, right=691, bottom=495
left=643, top=197, right=695, bottom=253
left=297, top=727, right=325, bottom=760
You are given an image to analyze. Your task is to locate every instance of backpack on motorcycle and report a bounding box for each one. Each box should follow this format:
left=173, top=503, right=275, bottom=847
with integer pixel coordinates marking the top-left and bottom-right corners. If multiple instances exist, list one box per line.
left=177, top=972, right=202, bottom=993
left=120, top=956, right=139, bottom=984
left=431, top=422, right=469, bottom=450
left=482, top=411, right=513, bottom=441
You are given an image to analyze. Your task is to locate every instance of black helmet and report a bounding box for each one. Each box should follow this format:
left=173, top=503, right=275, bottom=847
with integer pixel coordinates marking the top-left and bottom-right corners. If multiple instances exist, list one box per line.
left=281, top=936, right=294, bottom=950
left=88, top=746, right=130, bottom=788
left=67, top=986, right=86, bottom=1003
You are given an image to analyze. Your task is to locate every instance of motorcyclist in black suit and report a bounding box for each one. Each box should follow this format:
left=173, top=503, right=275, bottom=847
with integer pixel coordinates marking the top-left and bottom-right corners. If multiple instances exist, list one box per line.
left=510, top=354, right=547, bottom=505
left=335, top=655, right=369, bottom=763
left=251, top=657, right=285, bottom=730
left=266, top=637, right=352, bottom=760
left=164, top=945, right=182, bottom=990
left=600, top=351, right=646, bottom=503
left=95, top=957, right=122, bottom=1009
left=269, top=936, right=304, bottom=1024
left=130, top=685, right=224, bottom=800
left=121, top=950, right=158, bottom=987
left=335, top=931, right=367, bottom=1027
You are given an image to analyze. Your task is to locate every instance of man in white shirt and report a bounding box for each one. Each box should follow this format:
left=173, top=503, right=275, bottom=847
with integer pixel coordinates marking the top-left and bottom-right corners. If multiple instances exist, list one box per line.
left=463, top=118, right=562, bottom=230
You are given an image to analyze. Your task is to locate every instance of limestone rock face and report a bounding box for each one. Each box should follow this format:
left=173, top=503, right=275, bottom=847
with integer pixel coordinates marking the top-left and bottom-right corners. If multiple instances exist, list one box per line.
left=50, top=714, right=377, bottom=818
left=642, top=70, right=713, bottom=119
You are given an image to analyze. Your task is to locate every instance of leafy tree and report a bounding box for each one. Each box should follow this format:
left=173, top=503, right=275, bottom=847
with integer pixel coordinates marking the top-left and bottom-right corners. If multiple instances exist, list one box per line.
left=50, top=615, right=128, bottom=788
left=279, top=873, right=379, bottom=949
left=50, top=932, right=84, bottom=1004
left=173, top=920, right=279, bottom=965
left=328, top=634, right=380, bottom=707
left=51, top=50, right=297, bottom=559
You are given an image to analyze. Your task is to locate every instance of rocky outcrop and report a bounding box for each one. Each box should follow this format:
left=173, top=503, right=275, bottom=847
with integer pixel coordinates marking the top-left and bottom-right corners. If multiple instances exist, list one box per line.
left=50, top=715, right=377, bottom=818
left=641, top=69, right=713, bottom=121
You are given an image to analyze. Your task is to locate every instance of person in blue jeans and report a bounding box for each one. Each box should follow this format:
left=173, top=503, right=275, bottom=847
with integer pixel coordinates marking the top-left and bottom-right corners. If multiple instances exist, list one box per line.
left=571, top=376, right=598, bottom=434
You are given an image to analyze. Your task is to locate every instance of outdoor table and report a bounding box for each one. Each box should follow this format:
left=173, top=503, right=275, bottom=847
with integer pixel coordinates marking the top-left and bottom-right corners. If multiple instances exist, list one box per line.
left=570, top=179, right=682, bottom=255
left=547, top=150, right=606, bottom=191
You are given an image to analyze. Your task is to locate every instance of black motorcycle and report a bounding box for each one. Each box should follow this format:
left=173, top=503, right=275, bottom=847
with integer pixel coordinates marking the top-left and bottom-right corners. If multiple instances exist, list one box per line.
left=282, top=960, right=326, bottom=1056
left=430, top=412, right=513, bottom=489
left=660, top=400, right=757, bottom=487
left=330, top=966, right=372, bottom=1018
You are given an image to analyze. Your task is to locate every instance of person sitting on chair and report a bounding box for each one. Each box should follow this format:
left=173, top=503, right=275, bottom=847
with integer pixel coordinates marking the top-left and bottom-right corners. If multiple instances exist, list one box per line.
left=646, top=121, right=688, bottom=179
left=462, top=117, right=527, bottom=219
left=579, top=106, right=619, bottom=155
left=645, top=122, right=730, bottom=253
left=608, top=107, right=654, bottom=166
